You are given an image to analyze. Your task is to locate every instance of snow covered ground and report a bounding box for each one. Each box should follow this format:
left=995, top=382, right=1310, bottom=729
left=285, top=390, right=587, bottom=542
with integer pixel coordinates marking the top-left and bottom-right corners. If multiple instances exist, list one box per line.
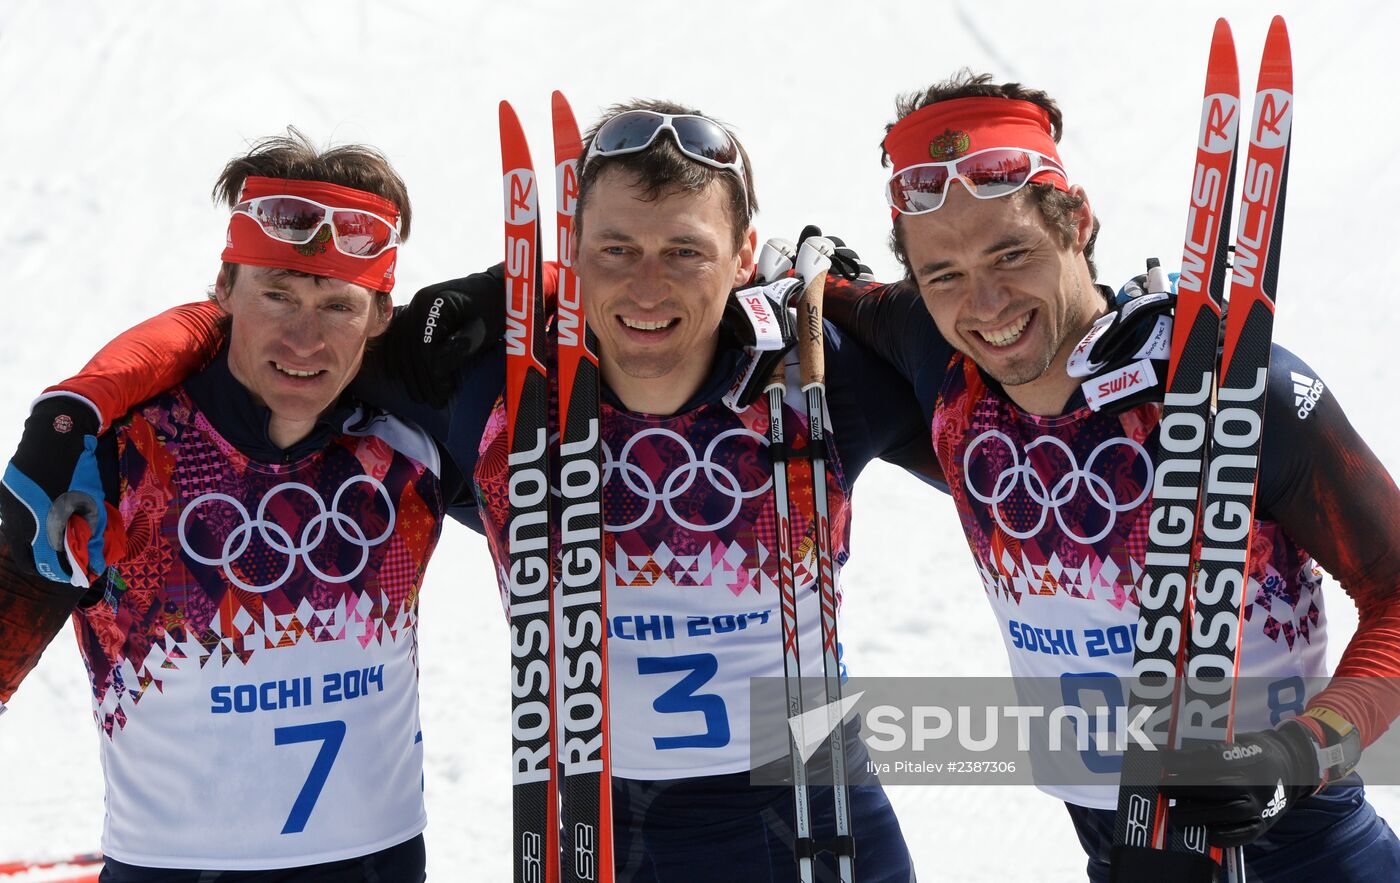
left=2, top=1, right=1398, bottom=879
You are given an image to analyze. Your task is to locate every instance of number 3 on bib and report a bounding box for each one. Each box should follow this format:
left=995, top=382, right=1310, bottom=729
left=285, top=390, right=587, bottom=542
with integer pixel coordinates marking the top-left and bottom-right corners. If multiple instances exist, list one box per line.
left=637, top=653, right=730, bottom=750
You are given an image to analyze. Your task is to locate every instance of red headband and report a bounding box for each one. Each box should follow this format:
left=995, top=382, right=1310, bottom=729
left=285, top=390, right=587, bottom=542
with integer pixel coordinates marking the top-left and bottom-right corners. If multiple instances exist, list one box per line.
left=884, top=96, right=1070, bottom=192
left=221, top=176, right=400, bottom=292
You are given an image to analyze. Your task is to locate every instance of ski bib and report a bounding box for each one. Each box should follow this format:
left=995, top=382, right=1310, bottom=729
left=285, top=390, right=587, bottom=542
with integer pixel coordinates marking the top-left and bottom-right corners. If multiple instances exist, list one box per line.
left=932, top=356, right=1329, bottom=808
left=74, top=390, right=444, bottom=868
left=475, top=372, right=852, bottom=779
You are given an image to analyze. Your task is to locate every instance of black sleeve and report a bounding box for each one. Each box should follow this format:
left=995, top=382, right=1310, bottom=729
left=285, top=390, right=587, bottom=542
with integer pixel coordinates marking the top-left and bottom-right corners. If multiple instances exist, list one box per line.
left=823, top=276, right=954, bottom=428
left=1257, top=343, right=1400, bottom=744
left=351, top=341, right=505, bottom=537
left=823, top=320, right=945, bottom=490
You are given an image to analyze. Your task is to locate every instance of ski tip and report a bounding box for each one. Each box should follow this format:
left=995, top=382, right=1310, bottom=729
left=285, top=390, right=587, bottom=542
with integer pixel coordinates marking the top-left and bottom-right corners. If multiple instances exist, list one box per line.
left=1205, top=18, right=1240, bottom=94
left=551, top=90, right=575, bottom=116
left=1267, top=15, right=1290, bottom=60
left=1257, top=14, right=1292, bottom=92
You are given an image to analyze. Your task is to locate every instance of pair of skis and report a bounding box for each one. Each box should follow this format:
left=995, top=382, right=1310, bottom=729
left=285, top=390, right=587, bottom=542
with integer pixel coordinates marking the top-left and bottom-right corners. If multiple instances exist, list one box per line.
left=1112, top=16, right=1292, bottom=883
left=758, top=235, right=856, bottom=883
left=501, top=93, right=610, bottom=883
left=500, top=96, right=856, bottom=880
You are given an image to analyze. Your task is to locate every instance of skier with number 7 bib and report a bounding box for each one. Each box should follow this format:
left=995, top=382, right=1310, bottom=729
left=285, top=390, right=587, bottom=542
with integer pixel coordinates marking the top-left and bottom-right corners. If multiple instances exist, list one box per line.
left=1, top=101, right=935, bottom=880
left=0, top=132, right=492, bottom=881
left=821, top=70, right=1400, bottom=880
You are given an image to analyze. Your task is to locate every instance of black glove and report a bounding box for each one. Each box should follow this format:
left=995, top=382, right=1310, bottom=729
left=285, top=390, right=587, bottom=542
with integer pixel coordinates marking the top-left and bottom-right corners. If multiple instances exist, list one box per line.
left=720, top=277, right=803, bottom=410
left=382, top=265, right=507, bottom=407
left=0, top=395, right=110, bottom=585
left=1066, top=261, right=1175, bottom=412
left=796, top=225, right=873, bottom=281
left=1160, top=720, right=1323, bottom=848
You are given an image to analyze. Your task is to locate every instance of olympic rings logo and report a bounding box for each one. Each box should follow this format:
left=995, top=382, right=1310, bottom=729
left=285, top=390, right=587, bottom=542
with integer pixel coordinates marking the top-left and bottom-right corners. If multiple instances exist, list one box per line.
left=963, top=430, right=1152, bottom=545
left=602, top=427, right=772, bottom=533
left=177, top=477, right=396, bottom=594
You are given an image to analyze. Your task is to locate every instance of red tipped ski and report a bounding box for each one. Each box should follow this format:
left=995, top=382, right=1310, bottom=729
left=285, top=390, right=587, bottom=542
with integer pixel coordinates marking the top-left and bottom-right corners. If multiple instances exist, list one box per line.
left=0, top=853, right=102, bottom=881
left=501, top=99, right=559, bottom=883
left=552, top=91, right=614, bottom=883
left=1113, top=21, right=1241, bottom=876
left=1112, top=17, right=1293, bottom=883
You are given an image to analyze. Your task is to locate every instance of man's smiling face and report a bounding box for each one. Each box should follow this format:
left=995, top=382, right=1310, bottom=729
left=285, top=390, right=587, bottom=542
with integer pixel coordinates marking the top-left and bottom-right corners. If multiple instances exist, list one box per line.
left=901, top=182, right=1098, bottom=401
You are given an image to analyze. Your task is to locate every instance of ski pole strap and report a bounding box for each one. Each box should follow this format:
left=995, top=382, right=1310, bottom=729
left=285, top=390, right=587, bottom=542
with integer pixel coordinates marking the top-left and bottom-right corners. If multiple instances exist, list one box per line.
left=1298, top=707, right=1362, bottom=788
left=821, top=835, right=856, bottom=858
left=792, top=835, right=857, bottom=861
left=1109, top=845, right=1217, bottom=883
left=765, top=438, right=827, bottom=464
left=768, top=439, right=795, bottom=464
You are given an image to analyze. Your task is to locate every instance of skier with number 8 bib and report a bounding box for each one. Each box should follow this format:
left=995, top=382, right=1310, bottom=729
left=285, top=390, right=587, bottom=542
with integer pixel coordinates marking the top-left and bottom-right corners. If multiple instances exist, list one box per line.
left=821, top=69, right=1400, bottom=881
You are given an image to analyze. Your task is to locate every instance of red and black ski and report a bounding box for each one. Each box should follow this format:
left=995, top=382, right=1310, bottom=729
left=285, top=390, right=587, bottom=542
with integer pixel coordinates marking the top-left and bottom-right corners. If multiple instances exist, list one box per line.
left=552, top=90, right=614, bottom=883
left=501, top=100, right=559, bottom=883
left=1111, top=17, right=1293, bottom=883
left=0, top=852, right=102, bottom=882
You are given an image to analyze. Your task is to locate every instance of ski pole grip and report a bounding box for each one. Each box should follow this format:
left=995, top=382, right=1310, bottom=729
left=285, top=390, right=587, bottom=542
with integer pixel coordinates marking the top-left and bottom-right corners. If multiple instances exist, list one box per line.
left=795, top=237, right=835, bottom=389
left=797, top=274, right=827, bottom=388
left=766, top=357, right=787, bottom=393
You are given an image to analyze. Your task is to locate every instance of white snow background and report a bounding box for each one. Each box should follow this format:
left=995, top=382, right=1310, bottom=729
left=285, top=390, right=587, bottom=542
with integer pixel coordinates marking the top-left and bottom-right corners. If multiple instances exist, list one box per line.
left=1, top=1, right=1397, bottom=880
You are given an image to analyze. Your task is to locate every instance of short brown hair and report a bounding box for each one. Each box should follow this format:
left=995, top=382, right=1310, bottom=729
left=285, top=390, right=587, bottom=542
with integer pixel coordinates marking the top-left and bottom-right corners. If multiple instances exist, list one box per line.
left=884, top=71, right=1100, bottom=281
left=212, top=127, right=409, bottom=315
left=577, top=99, right=757, bottom=251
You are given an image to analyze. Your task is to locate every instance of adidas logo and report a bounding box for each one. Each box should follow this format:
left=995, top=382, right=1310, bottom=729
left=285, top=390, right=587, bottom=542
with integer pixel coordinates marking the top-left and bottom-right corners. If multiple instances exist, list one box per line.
left=1262, top=780, right=1288, bottom=818
left=1291, top=371, right=1325, bottom=420
left=1221, top=743, right=1263, bottom=762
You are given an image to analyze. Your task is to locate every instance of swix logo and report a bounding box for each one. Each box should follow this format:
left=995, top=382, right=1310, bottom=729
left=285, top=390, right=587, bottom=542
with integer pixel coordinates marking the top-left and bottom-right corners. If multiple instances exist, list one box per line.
left=1199, top=93, right=1240, bottom=154
left=422, top=296, right=444, bottom=344
left=1084, top=360, right=1156, bottom=410
left=504, top=169, right=538, bottom=225
left=1292, top=371, right=1324, bottom=420
left=1067, top=314, right=1111, bottom=376
left=1098, top=368, right=1144, bottom=398
left=1221, top=743, right=1263, bottom=762
left=556, top=158, right=579, bottom=217
left=1252, top=90, right=1293, bottom=149
left=1262, top=780, right=1288, bottom=818
left=738, top=290, right=784, bottom=351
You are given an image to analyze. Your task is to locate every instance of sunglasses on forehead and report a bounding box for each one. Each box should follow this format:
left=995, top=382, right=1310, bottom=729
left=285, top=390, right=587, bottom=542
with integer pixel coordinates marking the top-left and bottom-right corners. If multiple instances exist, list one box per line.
left=232, top=195, right=401, bottom=258
left=583, top=110, right=750, bottom=216
left=886, top=147, right=1069, bottom=215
